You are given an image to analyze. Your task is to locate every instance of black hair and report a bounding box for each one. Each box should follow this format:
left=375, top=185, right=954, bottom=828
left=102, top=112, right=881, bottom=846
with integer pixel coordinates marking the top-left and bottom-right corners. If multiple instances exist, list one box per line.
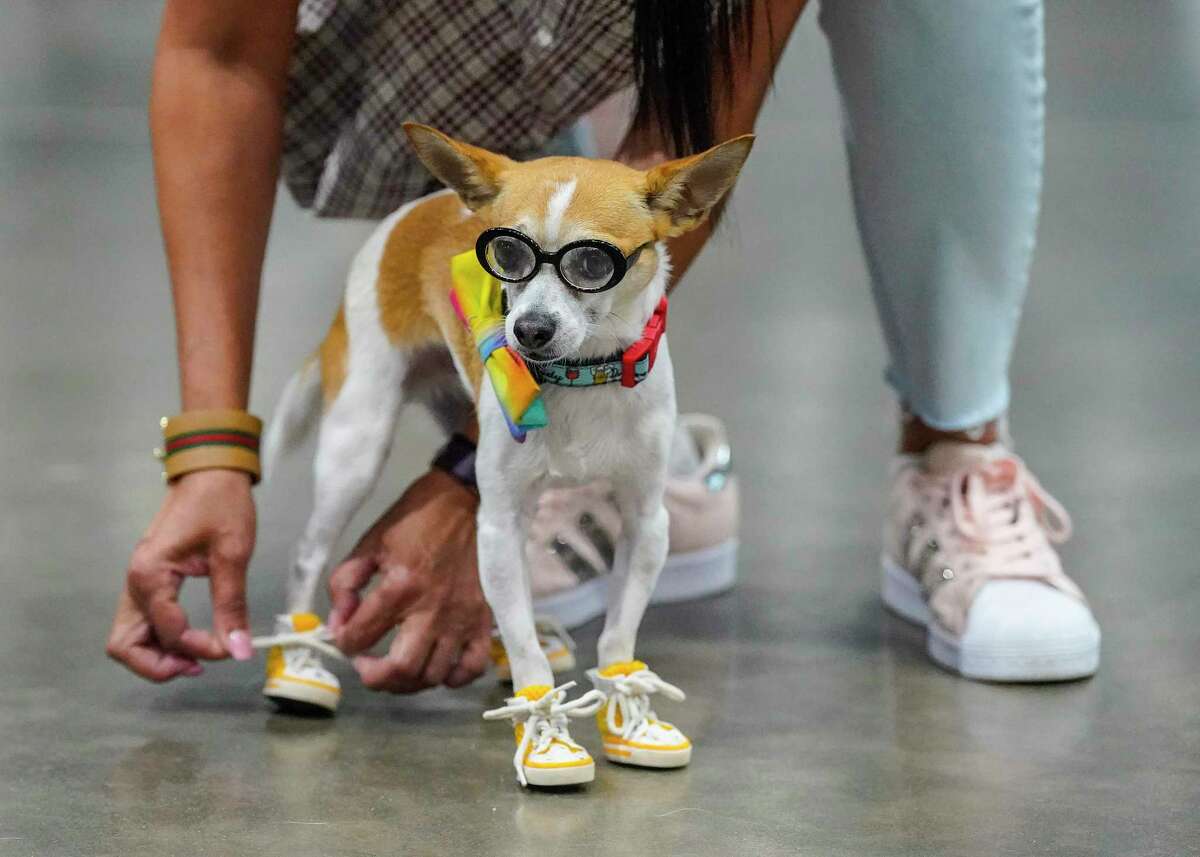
left=632, top=1, right=755, bottom=156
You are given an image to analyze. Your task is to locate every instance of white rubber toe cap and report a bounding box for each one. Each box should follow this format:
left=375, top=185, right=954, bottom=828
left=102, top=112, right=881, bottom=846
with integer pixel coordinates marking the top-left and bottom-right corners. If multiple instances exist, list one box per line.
left=954, top=580, right=1101, bottom=681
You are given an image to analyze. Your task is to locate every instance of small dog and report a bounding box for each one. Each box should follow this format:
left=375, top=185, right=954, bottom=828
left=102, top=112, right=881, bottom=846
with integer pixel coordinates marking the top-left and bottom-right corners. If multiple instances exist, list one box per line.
left=260, top=123, right=753, bottom=787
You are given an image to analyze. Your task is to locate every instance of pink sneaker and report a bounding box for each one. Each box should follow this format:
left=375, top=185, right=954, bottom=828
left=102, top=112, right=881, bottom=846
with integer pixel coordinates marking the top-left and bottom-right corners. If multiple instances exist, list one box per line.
left=526, top=413, right=739, bottom=628
left=881, top=442, right=1101, bottom=682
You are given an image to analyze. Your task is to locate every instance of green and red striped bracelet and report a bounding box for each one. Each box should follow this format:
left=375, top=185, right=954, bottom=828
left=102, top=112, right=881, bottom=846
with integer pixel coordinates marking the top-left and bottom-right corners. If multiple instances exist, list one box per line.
left=157, top=409, right=264, bottom=484
left=164, top=427, right=260, bottom=457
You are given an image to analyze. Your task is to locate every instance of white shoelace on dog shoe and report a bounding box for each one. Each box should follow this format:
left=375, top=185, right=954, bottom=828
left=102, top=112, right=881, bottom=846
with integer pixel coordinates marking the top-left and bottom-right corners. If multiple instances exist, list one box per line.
left=483, top=680, right=606, bottom=786
left=603, top=669, right=685, bottom=742
left=250, top=628, right=345, bottom=662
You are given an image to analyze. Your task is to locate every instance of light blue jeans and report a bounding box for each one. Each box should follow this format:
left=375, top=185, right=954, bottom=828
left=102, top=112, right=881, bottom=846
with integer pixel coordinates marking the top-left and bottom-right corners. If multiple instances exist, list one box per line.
left=820, top=0, right=1046, bottom=430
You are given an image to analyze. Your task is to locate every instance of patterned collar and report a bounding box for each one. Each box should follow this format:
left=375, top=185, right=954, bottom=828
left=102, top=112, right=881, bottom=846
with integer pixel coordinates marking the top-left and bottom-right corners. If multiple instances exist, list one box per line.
left=531, top=298, right=668, bottom=389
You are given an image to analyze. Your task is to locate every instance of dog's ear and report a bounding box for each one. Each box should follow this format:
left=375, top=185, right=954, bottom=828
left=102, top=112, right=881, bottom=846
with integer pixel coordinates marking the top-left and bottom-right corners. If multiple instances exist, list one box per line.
left=642, top=134, right=755, bottom=237
left=404, top=122, right=513, bottom=210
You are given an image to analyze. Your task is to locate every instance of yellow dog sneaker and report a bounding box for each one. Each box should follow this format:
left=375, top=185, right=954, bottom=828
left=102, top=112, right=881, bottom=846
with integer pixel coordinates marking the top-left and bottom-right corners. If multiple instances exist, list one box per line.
left=490, top=616, right=577, bottom=683
left=483, top=681, right=605, bottom=788
left=253, top=613, right=343, bottom=715
left=587, top=662, right=691, bottom=768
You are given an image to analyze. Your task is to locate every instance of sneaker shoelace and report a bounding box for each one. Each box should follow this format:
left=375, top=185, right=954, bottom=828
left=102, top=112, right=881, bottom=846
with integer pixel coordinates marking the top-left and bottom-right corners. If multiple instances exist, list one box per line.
left=483, top=680, right=605, bottom=786
left=605, top=669, right=686, bottom=742
left=250, top=627, right=345, bottom=665
left=915, top=457, right=1073, bottom=588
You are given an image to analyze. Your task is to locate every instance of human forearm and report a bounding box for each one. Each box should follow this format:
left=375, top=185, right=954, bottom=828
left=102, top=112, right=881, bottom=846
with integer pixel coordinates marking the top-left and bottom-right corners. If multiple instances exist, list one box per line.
left=151, top=0, right=298, bottom=409
left=109, top=2, right=300, bottom=683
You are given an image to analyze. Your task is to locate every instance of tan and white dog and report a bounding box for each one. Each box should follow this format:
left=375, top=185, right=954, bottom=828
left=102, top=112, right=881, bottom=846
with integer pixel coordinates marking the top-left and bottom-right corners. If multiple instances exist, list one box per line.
left=260, top=124, right=753, bottom=787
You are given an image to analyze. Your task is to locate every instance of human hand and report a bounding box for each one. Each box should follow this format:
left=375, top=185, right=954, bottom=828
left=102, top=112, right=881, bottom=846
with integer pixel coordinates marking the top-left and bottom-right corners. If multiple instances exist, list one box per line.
left=107, top=469, right=256, bottom=681
left=328, top=469, right=492, bottom=692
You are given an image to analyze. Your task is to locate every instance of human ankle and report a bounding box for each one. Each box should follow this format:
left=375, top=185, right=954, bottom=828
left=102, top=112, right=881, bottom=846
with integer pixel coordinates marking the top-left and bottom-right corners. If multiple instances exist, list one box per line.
left=899, top=412, right=1000, bottom=455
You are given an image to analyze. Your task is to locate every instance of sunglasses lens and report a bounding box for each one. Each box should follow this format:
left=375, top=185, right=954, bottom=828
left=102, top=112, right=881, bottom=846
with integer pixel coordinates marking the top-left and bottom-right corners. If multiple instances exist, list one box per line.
left=484, top=234, right=537, bottom=280
left=560, top=245, right=616, bottom=291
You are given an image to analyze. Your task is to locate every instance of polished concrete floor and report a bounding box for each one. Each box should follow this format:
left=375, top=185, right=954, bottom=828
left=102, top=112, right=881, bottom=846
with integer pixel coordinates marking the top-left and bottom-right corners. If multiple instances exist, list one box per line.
left=1, top=3, right=1198, bottom=856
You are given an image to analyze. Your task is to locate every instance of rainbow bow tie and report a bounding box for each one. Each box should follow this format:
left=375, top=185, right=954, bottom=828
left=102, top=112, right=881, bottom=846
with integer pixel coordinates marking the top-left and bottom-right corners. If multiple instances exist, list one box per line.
left=450, top=251, right=547, bottom=442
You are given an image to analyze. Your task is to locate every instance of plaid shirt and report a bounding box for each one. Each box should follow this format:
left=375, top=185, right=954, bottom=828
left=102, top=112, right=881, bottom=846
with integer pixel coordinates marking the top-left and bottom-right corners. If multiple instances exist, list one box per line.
left=283, top=0, right=635, bottom=219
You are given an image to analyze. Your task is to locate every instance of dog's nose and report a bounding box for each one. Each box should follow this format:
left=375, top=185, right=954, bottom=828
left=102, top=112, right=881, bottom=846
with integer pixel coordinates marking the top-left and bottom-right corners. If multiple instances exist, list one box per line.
left=513, top=313, right=556, bottom=350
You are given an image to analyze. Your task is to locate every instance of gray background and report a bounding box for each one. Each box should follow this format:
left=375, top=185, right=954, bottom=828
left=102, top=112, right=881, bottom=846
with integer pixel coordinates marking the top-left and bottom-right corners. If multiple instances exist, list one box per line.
left=0, top=2, right=1197, bottom=855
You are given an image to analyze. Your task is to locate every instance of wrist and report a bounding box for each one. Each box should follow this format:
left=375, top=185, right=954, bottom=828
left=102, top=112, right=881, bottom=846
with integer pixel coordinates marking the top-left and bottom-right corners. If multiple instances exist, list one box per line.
left=178, top=377, right=249, bottom=411
left=157, top=408, right=263, bottom=485
left=424, top=468, right=480, bottom=509
left=170, top=467, right=254, bottom=491
left=431, top=433, right=478, bottom=495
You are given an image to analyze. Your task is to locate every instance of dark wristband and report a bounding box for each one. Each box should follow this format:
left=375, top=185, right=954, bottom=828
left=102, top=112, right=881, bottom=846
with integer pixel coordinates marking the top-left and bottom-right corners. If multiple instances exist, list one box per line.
left=432, top=433, right=477, bottom=492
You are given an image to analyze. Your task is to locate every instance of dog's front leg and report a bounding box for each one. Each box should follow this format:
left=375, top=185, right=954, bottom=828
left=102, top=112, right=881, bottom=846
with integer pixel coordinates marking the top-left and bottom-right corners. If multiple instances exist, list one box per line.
left=597, top=478, right=670, bottom=667
left=474, top=421, right=553, bottom=691
left=478, top=445, right=607, bottom=789
left=590, top=451, right=692, bottom=772
left=477, top=500, right=553, bottom=690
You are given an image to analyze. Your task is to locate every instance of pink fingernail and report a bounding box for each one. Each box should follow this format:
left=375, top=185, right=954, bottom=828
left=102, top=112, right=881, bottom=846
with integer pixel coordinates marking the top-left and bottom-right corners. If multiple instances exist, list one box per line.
left=184, top=663, right=204, bottom=677
left=228, top=630, right=253, bottom=661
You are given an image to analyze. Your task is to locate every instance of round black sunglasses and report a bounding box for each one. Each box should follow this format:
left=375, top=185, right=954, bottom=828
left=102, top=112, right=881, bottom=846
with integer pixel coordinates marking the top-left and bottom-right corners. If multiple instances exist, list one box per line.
left=476, top=227, right=649, bottom=294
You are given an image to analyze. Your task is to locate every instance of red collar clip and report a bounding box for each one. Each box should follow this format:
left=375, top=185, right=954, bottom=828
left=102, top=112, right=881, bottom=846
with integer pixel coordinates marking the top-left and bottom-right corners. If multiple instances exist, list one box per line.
left=621, top=297, right=669, bottom=388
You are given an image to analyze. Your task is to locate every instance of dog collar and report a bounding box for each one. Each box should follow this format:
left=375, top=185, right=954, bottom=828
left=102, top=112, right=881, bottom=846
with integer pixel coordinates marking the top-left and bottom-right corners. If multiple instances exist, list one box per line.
left=532, top=298, right=668, bottom=389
